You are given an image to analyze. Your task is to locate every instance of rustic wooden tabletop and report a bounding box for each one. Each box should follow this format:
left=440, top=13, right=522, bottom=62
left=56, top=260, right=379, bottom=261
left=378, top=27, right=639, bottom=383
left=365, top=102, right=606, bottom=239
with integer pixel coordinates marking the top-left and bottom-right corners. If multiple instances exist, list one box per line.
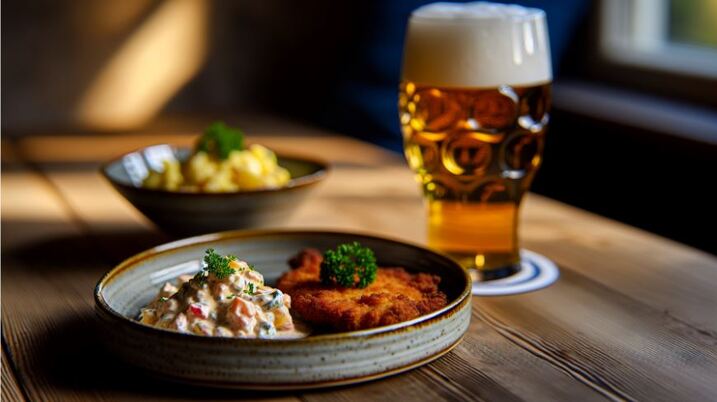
left=3, top=117, right=717, bottom=401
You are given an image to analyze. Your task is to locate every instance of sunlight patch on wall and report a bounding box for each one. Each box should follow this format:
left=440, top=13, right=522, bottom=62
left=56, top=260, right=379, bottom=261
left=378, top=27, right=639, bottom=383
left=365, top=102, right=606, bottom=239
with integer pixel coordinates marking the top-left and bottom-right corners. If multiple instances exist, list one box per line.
left=76, top=0, right=209, bottom=130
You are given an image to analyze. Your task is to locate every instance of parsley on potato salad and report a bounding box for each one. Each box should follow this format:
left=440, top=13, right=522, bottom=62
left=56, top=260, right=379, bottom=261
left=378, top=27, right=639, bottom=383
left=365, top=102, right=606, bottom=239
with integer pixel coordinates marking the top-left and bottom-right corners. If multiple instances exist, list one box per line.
left=139, top=249, right=305, bottom=338
left=142, top=121, right=291, bottom=192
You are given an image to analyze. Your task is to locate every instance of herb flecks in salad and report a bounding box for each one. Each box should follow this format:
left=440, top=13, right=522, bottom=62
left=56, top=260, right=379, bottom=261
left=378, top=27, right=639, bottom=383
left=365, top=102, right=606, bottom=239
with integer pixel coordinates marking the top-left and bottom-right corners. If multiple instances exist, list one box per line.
left=139, top=249, right=304, bottom=339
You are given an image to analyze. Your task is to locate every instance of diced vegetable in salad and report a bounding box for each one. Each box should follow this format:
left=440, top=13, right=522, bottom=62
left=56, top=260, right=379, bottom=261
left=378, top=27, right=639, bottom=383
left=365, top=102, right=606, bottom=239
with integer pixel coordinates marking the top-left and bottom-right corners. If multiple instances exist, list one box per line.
left=139, top=249, right=305, bottom=338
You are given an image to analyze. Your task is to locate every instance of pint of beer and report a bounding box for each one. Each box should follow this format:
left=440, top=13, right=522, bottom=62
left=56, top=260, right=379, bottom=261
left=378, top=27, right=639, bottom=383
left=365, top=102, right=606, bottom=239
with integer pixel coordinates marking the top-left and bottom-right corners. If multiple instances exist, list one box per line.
left=400, top=2, right=552, bottom=280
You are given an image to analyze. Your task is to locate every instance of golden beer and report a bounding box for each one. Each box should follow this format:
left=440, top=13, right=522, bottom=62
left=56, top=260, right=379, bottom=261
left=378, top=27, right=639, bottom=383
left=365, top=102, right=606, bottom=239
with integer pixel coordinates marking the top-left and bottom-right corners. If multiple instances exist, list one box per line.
left=399, top=82, right=551, bottom=278
left=400, top=2, right=552, bottom=280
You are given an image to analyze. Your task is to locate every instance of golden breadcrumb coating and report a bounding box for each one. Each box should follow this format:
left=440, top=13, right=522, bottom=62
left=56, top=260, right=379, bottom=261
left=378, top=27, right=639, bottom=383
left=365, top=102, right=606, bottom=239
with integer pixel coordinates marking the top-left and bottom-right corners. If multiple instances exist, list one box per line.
left=277, top=249, right=448, bottom=331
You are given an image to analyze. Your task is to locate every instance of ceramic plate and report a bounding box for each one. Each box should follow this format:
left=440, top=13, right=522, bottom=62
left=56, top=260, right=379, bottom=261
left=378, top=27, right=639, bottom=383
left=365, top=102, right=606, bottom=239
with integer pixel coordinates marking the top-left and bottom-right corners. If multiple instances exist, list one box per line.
left=94, top=230, right=472, bottom=389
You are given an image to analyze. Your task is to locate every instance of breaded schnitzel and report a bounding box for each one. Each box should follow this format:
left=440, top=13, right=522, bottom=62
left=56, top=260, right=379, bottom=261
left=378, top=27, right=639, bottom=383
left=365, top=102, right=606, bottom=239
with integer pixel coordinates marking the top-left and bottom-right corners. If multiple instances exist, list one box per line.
left=277, top=249, right=448, bottom=331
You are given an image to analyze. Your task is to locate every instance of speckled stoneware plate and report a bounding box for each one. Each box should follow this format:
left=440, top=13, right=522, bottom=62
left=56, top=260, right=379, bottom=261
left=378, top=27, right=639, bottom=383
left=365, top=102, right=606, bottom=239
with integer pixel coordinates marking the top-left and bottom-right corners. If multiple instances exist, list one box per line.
left=101, top=146, right=329, bottom=236
left=94, top=230, right=472, bottom=390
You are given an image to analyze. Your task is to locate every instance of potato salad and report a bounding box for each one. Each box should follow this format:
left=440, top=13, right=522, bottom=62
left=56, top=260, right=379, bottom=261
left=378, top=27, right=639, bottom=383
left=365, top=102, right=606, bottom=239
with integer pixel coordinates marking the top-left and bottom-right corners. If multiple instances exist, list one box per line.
left=143, top=121, right=291, bottom=192
left=139, top=249, right=304, bottom=338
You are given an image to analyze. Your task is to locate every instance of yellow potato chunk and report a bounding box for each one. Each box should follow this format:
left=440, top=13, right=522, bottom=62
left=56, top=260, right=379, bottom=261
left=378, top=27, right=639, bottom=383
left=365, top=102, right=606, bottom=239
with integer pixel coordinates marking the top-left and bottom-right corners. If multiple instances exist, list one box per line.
left=142, top=145, right=291, bottom=192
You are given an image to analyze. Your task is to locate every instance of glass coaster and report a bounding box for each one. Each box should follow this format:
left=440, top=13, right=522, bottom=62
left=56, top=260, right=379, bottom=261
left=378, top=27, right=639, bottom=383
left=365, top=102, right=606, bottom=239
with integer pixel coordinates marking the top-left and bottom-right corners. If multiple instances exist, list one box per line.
left=471, top=249, right=559, bottom=296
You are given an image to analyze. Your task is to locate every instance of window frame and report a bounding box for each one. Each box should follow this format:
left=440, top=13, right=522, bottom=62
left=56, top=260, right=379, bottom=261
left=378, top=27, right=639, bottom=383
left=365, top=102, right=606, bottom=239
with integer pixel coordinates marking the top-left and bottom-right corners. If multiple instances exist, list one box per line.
left=600, top=0, right=717, bottom=79
left=551, top=0, right=717, bottom=145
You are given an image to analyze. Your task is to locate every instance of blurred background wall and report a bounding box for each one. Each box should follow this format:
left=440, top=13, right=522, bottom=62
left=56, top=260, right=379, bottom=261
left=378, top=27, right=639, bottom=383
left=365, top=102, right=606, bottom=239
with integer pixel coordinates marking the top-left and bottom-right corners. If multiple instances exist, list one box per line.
left=3, top=0, right=716, bottom=253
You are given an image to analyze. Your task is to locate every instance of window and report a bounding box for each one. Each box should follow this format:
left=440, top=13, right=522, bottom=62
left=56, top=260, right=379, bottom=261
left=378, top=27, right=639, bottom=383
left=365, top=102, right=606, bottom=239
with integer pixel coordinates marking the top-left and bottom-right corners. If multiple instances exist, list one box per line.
left=600, top=0, right=717, bottom=79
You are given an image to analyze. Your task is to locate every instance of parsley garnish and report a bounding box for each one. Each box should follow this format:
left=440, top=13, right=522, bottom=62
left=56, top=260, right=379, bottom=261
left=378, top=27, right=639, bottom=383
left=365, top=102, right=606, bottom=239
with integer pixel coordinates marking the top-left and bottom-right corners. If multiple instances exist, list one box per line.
left=203, top=248, right=236, bottom=279
left=195, top=121, right=245, bottom=160
left=244, top=282, right=255, bottom=295
left=320, top=242, right=378, bottom=288
left=159, top=296, right=169, bottom=303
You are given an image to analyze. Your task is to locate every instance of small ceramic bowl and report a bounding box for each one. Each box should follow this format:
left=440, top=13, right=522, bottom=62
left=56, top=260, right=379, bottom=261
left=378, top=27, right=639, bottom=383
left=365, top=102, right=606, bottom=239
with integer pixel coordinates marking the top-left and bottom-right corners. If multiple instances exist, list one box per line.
left=94, top=230, right=472, bottom=389
left=101, top=145, right=329, bottom=236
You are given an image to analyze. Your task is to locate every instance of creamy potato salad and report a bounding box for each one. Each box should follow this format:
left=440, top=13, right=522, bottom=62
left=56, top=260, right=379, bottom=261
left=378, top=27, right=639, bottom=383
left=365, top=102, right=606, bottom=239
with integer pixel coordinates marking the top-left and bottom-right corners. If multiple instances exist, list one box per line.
left=143, top=121, right=291, bottom=192
left=139, top=249, right=304, bottom=338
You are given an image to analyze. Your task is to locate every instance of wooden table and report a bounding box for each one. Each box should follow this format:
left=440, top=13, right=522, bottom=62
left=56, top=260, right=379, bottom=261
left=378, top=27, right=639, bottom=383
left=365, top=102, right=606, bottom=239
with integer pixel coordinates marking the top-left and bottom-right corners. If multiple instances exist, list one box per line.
left=3, top=117, right=717, bottom=401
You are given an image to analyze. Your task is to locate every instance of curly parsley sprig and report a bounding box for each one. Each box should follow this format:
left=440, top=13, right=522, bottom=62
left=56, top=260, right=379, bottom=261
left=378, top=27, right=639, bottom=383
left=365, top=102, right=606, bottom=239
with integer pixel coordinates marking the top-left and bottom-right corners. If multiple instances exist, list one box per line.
left=320, top=242, right=377, bottom=288
left=195, top=121, right=245, bottom=160
left=202, top=248, right=237, bottom=279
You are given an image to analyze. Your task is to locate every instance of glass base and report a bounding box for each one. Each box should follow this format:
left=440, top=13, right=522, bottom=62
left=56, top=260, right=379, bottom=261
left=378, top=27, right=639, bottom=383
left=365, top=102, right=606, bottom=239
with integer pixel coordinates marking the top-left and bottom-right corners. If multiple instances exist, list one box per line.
left=445, top=251, right=521, bottom=281
left=471, top=249, right=560, bottom=295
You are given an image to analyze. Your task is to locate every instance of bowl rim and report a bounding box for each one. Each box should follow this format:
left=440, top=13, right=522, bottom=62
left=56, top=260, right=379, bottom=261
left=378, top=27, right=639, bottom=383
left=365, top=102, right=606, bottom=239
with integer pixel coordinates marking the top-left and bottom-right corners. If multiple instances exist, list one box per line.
left=100, top=144, right=330, bottom=197
left=94, top=229, right=472, bottom=345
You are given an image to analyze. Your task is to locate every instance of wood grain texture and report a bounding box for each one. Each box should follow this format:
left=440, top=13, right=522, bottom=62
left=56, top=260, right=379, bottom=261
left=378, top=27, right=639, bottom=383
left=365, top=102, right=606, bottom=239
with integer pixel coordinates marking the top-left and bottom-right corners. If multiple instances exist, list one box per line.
left=520, top=196, right=717, bottom=335
left=476, top=268, right=717, bottom=401
left=3, top=118, right=717, bottom=401
left=2, top=344, right=26, bottom=402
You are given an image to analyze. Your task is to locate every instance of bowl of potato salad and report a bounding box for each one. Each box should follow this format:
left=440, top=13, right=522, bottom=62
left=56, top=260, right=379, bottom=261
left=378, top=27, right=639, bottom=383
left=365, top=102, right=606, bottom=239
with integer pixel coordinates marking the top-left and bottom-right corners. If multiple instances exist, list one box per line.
left=102, top=122, right=329, bottom=235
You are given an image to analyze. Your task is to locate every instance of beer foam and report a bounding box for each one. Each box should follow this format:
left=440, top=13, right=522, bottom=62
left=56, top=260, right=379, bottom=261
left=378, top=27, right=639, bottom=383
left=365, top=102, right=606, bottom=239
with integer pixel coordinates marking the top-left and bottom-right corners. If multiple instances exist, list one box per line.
left=402, top=2, right=552, bottom=88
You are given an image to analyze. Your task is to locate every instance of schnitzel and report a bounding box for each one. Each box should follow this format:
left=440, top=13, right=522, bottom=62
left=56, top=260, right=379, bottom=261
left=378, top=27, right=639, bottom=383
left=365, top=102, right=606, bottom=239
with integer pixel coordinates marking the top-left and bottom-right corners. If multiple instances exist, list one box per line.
left=278, top=249, right=448, bottom=331
left=277, top=249, right=448, bottom=331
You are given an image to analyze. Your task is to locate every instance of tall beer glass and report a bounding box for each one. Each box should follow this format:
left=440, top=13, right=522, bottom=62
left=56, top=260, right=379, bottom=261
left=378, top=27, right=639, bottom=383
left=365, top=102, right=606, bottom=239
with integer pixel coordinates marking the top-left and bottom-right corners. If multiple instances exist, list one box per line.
left=399, top=2, right=552, bottom=280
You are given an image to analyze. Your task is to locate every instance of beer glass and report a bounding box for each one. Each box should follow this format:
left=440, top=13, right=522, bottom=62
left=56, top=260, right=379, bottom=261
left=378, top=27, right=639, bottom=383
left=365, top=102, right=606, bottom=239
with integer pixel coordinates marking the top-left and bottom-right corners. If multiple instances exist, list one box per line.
left=399, top=2, right=552, bottom=280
